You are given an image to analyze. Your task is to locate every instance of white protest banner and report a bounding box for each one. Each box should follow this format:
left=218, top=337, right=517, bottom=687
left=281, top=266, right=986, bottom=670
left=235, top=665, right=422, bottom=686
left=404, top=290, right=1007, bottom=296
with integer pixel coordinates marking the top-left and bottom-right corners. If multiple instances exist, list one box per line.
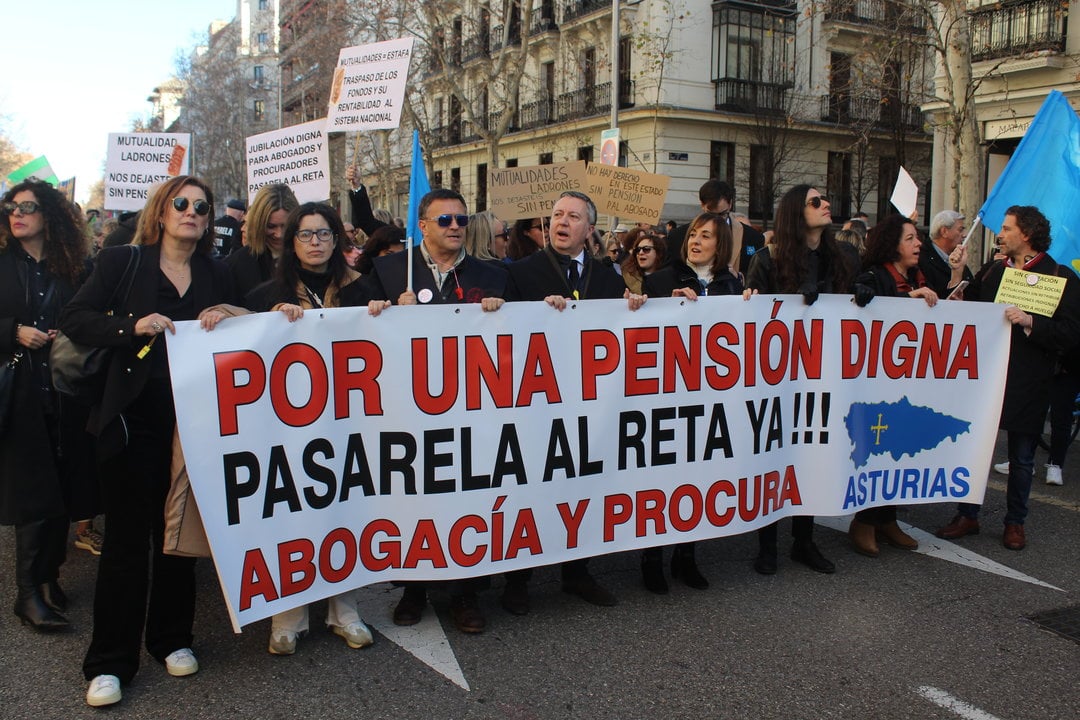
left=104, top=133, right=191, bottom=211
left=246, top=120, right=330, bottom=202
left=585, top=163, right=671, bottom=224
left=326, top=37, right=413, bottom=131
left=168, top=295, right=1009, bottom=630
left=488, top=161, right=588, bottom=221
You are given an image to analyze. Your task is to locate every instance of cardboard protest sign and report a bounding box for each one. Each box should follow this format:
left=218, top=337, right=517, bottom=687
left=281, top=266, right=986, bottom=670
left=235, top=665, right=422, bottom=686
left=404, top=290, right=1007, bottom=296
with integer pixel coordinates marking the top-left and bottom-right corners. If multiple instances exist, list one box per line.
left=488, top=161, right=588, bottom=220
left=585, top=164, right=670, bottom=224
left=246, top=120, right=330, bottom=202
left=104, top=133, right=191, bottom=211
left=993, top=267, right=1067, bottom=316
left=168, top=295, right=1008, bottom=629
left=327, top=37, right=413, bottom=131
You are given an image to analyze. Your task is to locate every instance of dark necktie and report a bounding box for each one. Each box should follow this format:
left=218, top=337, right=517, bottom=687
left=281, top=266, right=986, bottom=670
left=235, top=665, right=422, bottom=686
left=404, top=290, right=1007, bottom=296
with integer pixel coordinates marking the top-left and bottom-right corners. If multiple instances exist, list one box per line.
left=568, top=259, right=582, bottom=299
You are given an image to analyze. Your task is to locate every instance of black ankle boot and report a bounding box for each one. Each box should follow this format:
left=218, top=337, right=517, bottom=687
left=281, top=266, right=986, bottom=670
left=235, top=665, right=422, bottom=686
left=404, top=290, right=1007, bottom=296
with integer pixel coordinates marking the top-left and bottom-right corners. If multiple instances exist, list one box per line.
left=40, top=581, right=68, bottom=612
left=14, top=589, right=69, bottom=631
left=14, top=523, right=70, bottom=631
left=640, top=548, right=668, bottom=594
left=670, top=543, right=708, bottom=589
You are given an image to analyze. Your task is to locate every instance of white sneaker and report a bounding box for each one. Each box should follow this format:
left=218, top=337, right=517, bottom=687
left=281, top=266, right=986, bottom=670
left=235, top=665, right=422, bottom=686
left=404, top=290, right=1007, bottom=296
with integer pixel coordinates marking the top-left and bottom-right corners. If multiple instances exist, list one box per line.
left=268, top=630, right=297, bottom=655
left=993, top=461, right=1010, bottom=475
left=86, top=674, right=121, bottom=707
left=164, top=648, right=199, bottom=677
left=332, top=620, right=374, bottom=649
left=1046, top=464, right=1064, bottom=485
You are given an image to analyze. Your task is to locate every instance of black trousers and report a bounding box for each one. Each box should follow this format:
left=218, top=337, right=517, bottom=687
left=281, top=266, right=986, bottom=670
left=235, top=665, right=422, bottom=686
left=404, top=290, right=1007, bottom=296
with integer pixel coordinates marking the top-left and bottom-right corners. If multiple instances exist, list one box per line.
left=757, top=516, right=815, bottom=552
left=83, top=383, right=196, bottom=683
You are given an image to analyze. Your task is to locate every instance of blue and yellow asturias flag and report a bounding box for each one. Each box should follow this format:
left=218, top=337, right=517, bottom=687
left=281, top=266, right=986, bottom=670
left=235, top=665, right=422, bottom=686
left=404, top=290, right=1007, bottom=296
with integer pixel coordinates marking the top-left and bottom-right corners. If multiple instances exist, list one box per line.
left=978, top=90, right=1080, bottom=276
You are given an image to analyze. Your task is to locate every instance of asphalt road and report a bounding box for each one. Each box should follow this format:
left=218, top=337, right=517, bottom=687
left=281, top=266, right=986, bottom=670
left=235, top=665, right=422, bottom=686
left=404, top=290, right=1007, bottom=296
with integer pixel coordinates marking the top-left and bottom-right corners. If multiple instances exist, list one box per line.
left=1, top=432, right=1077, bottom=720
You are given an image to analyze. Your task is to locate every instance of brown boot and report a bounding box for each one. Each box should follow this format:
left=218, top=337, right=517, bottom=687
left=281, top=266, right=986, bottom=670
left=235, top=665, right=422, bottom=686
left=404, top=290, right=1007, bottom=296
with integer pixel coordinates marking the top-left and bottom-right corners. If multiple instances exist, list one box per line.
left=848, top=518, right=879, bottom=558
left=877, top=521, right=918, bottom=550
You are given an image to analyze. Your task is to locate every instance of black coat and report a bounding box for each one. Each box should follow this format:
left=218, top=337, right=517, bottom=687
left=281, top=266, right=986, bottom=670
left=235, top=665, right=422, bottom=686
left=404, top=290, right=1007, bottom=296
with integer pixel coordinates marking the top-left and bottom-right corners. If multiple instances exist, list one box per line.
left=967, top=255, right=1080, bottom=433
left=225, top=246, right=276, bottom=300
left=918, top=238, right=973, bottom=300
left=745, top=241, right=861, bottom=295
left=503, top=247, right=626, bottom=301
left=365, top=245, right=507, bottom=304
left=0, top=248, right=86, bottom=524
left=644, top=262, right=743, bottom=298
left=59, top=244, right=236, bottom=459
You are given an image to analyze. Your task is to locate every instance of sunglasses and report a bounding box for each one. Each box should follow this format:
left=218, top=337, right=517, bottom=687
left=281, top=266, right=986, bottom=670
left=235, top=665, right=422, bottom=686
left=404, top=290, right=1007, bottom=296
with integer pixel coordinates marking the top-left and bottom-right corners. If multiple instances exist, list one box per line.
left=806, top=195, right=830, bottom=209
left=425, top=214, right=469, bottom=228
left=172, top=197, right=211, bottom=216
left=1, top=201, right=42, bottom=216
left=635, top=246, right=655, bottom=254
left=295, top=228, right=336, bottom=244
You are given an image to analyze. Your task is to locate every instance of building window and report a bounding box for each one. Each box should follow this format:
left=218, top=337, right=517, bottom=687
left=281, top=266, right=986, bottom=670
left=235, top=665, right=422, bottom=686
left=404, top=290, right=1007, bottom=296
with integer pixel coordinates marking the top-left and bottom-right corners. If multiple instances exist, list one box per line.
left=253, top=65, right=264, bottom=84
left=258, top=0, right=268, bottom=9
left=582, top=47, right=596, bottom=89
left=506, top=158, right=518, bottom=168
left=432, top=170, right=444, bottom=188
left=451, top=167, right=461, bottom=193
left=877, top=157, right=899, bottom=223
left=827, top=151, right=852, bottom=220
left=539, top=152, right=553, bottom=165
left=258, top=32, right=268, bottom=52
left=476, top=163, right=488, bottom=211
left=710, top=141, right=735, bottom=185
left=253, top=100, right=266, bottom=123
left=748, top=144, right=773, bottom=220
left=711, top=1, right=796, bottom=113
left=578, top=146, right=593, bottom=163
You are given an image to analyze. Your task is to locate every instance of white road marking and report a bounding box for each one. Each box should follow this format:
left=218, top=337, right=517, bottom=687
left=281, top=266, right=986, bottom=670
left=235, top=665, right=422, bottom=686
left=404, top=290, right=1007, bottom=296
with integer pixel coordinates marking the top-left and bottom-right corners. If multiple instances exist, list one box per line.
left=354, top=583, right=470, bottom=690
left=915, top=686, right=1005, bottom=720
left=814, top=516, right=1063, bottom=591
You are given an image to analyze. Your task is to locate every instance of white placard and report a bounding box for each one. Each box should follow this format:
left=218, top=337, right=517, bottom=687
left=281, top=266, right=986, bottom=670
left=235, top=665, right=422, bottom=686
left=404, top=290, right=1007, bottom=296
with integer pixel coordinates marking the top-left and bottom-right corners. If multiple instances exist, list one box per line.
left=245, top=120, right=330, bottom=203
left=326, top=37, right=414, bottom=131
left=890, top=166, right=918, bottom=218
left=104, top=133, right=191, bottom=211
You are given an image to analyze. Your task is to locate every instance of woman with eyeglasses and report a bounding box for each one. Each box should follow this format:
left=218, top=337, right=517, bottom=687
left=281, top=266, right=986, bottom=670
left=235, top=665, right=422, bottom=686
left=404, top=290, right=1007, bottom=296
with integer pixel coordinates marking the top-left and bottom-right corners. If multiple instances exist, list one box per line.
left=463, top=210, right=508, bottom=265
left=742, top=185, right=860, bottom=577
left=507, top=217, right=546, bottom=261
left=0, top=180, right=92, bottom=632
left=243, top=203, right=375, bottom=654
left=620, top=228, right=667, bottom=294
left=60, top=176, right=238, bottom=708
left=224, top=183, right=298, bottom=299
left=634, top=212, right=743, bottom=593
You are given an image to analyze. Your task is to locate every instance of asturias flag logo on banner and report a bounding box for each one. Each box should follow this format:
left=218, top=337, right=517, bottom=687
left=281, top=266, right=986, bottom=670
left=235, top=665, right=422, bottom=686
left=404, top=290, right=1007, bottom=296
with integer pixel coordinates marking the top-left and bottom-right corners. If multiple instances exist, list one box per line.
left=978, top=90, right=1080, bottom=276
left=405, top=129, right=431, bottom=249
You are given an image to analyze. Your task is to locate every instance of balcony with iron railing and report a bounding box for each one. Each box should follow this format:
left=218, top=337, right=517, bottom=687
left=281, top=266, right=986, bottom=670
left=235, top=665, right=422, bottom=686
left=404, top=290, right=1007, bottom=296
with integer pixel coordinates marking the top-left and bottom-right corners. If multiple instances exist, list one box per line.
left=820, top=94, right=926, bottom=130
left=562, top=0, right=610, bottom=24
left=530, top=7, right=559, bottom=35
left=461, top=36, right=491, bottom=63
left=556, top=80, right=636, bottom=121
left=490, top=24, right=523, bottom=51
left=714, top=79, right=790, bottom=115
left=823, top=0, right=926, bottom=32
left=970, top=0, right=1068, bottom=62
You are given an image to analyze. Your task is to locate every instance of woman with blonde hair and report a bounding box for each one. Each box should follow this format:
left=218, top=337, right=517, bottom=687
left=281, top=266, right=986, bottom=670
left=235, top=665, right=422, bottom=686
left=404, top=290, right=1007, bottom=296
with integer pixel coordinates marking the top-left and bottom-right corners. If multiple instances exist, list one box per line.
left=225, top=183, right=298, bottom=298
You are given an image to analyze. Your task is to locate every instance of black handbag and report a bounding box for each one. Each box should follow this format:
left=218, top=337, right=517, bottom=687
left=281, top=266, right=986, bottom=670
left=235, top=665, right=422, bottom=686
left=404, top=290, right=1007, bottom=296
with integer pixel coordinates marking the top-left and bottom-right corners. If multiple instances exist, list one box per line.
left=50, top=246, right=141, bottom=402
left=0, top=350, right=23, bottom=435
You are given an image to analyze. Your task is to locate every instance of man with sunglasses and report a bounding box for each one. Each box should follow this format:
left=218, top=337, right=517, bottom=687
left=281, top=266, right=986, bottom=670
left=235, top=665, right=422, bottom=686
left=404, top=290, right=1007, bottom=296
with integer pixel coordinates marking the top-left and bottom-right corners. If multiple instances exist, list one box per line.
left=365, top=188, right=506, bottom=636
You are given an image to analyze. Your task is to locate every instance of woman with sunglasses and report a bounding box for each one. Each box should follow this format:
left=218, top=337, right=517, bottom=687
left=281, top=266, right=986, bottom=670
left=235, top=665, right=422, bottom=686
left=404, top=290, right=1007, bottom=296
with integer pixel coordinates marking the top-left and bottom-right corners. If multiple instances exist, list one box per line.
left=620, top=228, right=667, bottom=294
left=60, top=176, right=238, bottom=708
left=463, top=210, right=508, bottom=265
left=846, top=214, right=937, bottom=557
left=225, top=183, right=298, bottom=299
left=0, top=180, right=92, bottom=632
left=743, top=185, right=860, bottom=576
left=507, top=217, right=546, bottom=261
left=244, top=203, right=375, bottom=654
left=635, top=212, right=743, bottom=593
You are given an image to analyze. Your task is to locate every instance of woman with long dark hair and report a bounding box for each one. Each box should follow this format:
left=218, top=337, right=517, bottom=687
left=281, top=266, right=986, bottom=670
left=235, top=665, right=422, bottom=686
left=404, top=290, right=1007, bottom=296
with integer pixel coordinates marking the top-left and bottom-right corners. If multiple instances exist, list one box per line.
left=60, top=176, right=237, bottom=707
left=743, top=184, right=861, bottom=575
left=245, top=203, right=374, bottom=654
left=0, top=179, right=91, bottom=631
left=847, top=214, right=937, bottom=556
left=620, top=228, right=666, bottom=294
left=506, top=217, right=546, bottom=260
left=639, top=212, right=743, bottom=593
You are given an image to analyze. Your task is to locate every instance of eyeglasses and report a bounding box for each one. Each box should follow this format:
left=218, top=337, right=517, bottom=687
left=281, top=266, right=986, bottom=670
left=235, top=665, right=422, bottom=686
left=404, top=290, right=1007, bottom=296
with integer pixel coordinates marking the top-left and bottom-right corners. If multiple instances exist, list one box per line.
left=1, top=201, right=41, bottom=216
left=529, top=224, right=543, bottom=231
left=635, top=246, right=655, bottom=254
left=806, top=195, right=830, bottom=209
left=295, top=228, right=336, bottom=244
left=171, top=197, right=211, bottom=216
left=425, top=214, right=469, bottom=228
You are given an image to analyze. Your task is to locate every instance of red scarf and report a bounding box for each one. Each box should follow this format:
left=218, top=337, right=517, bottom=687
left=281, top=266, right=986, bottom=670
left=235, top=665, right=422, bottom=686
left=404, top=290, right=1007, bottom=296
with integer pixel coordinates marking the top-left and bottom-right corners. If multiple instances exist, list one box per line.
left=884, top=263, right=927, bottom=294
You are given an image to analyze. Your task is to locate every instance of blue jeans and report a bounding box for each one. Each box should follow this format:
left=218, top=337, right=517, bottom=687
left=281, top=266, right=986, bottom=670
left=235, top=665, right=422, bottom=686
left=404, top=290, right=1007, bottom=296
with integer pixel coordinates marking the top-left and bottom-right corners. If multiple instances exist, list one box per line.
left=955, top=431, right=1038, bottom=525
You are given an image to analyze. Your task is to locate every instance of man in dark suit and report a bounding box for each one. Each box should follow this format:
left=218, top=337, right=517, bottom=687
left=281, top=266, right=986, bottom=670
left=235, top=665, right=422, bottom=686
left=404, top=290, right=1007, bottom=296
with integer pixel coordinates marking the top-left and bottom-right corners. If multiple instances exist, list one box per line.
left=499, top=190, right=645, bottom=615
left=366, top=188, right=506, bottom=635
left=920, top=210, right=973, bottom=299
left=936, top=206, right=1080, bottom=550
left=666, top=179, right=764, bottom=275
left=366, top=188, right=506, bottom=307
